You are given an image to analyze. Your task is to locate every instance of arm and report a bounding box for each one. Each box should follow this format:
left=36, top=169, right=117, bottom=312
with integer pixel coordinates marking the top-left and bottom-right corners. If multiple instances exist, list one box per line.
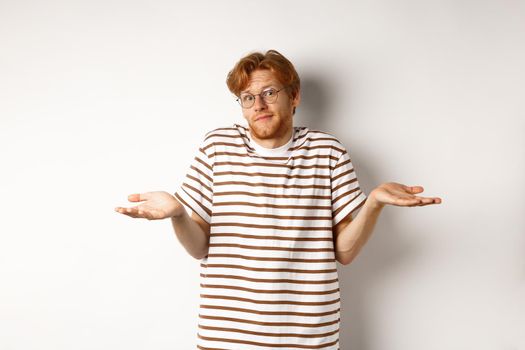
left=334, top=196, right=384, bottom=265
left=171, top=209, right=210, bottom=260
left=334, top=183, right=442, bottom=266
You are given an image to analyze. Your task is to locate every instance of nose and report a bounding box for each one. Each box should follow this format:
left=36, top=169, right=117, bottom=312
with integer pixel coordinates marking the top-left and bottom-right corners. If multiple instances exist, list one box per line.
left=253, top=94, right=267, bottom=111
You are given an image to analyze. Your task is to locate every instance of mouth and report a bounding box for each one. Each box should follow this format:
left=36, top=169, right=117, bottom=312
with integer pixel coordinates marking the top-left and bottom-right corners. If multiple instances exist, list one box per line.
left=255, top=114, right=272, bottom=122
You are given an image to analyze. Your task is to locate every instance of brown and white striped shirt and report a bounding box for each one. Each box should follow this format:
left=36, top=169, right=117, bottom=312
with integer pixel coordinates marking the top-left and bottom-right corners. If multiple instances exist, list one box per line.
left=175, top=123, right=367, bottom=350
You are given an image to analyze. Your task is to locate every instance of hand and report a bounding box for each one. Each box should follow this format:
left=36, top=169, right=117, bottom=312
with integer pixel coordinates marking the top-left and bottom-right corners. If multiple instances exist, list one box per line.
left=369, top=182, right=442, bottom=209
left=114, top=191, right=185, bottom=220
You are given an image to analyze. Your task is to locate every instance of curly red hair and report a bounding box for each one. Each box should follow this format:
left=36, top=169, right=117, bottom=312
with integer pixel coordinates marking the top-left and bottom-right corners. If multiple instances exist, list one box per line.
left=226, top=50, right=301, bottom=112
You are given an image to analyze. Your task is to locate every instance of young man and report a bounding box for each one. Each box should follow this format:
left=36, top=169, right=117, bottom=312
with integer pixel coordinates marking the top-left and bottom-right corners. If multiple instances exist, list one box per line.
left=115, top=50, right=441, bottom=349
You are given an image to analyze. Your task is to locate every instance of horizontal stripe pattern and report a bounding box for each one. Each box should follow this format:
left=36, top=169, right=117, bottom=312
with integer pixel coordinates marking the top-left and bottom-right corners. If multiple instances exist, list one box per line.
left=176, top=123, right=366, bottom=349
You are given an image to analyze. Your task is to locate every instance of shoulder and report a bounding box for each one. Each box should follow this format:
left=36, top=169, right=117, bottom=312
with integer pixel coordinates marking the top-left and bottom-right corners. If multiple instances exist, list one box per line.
left=301, top=127, right=347, bottom=156
left=198, top=124, right=246, bottom=155
left=202, top=124, right=244, bottom=142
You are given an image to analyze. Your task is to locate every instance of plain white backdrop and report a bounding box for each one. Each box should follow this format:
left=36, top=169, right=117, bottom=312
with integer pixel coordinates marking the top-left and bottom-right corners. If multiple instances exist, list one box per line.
left=1, top=0, right=524, bottom=349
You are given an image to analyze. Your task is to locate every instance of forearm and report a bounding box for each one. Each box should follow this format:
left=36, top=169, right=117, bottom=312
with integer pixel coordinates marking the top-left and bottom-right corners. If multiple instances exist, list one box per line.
left=335, top=196, right=384, bottom=265
left=170, top=209, right=209, bottom=260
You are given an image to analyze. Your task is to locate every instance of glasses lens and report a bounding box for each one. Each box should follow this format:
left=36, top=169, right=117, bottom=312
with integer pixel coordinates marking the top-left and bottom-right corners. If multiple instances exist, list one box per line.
left=237, top=87, right=283, bottom=108
left=239, top=94, right=254, bottom=108
left=262, top=89, right=278, bottom=103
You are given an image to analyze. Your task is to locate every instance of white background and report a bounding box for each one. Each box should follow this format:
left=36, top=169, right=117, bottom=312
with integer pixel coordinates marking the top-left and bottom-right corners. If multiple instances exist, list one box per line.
left=1, top=0, right=524, bottom=349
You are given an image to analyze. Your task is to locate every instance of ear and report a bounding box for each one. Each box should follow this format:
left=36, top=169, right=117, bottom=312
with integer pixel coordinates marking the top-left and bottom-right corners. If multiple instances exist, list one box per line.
left=292, top=89, right=301, bottom=108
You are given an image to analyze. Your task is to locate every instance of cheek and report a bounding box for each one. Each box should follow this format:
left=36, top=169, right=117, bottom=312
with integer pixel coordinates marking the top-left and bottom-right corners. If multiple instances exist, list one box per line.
left=241, top=110, right=251, bottom=120
left=276, top=103, right=292, bottom=115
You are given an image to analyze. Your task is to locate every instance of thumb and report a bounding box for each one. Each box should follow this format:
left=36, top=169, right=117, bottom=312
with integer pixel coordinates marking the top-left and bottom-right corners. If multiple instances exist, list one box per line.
left=406, top=185, right=424, bottom=194
left=128, top=192, right=150, bottom=202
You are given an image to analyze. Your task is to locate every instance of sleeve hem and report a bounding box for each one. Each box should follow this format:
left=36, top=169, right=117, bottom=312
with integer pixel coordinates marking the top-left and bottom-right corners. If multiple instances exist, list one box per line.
left=332, top=191, right=367, bottom=227
left=174, top=190, right=212, bottom=224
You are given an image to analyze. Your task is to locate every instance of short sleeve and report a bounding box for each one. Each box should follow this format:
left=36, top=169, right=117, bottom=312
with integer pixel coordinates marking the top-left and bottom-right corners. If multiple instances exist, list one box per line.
left=331, top=148, right=367, bottom=227
left=174, top=136, right=214, bottom=224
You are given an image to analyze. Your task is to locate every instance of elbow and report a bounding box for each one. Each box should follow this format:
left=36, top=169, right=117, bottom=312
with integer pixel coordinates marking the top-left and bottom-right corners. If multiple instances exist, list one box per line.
left=338, top=258, right=352, bottom=266
left=191, top=251, right=208, bottom=260
left=191, top=247, right=209, bottom=260
left=338, top=259, right=348, bottom=266
left=188, top=240, right=210, bottom=260
left=336, top=252, right=354, bottom=266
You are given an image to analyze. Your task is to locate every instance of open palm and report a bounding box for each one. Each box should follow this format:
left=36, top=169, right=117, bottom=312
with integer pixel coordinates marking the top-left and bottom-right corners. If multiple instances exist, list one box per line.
left=371, top=182, right=442, bottom=207
left=114, top=191, right=184, bottom=220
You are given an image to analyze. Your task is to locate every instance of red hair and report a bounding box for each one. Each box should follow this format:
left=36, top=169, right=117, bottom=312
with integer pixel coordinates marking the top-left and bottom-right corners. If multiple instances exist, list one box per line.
left=226, top=49, right=300, bottom=102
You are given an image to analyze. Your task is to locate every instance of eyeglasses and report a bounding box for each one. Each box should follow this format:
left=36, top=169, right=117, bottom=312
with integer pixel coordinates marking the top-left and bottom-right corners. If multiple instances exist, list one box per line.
left=236, top=86, right=289, bottom=109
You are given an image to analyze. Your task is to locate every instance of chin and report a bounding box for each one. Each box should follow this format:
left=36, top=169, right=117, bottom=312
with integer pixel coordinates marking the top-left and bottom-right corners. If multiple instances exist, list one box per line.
left=249, top=116, right=290, bottom=140
left=249, top=121, right=280, bottom=139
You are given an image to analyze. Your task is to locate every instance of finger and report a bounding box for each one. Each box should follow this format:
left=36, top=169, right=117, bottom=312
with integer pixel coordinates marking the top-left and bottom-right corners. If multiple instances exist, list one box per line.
left=418, top=197, right=434, bottom=204
left=416, top=197, right=442, bottom=206
left=142, top=210, right=153, bottom=220
left=115, top=207, right=132, bottom=214
left=116, top=206, right=144, bottom=218
left=118, top=207, right=135, bottom=215
left=395, top=197, right=422, bottom=206
left=417, top=196, right=442, bottom=204
left=115, top=207, right=138, bottom=218
left=138, top=209, right=153, bottom=219
left=405, top=185, right=424, bottom=194
left=128, top=193, right=149, bottom=202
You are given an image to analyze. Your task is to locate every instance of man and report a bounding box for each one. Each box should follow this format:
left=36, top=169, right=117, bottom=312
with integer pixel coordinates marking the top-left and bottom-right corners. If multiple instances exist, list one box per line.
left=115, top=49, right=441, bottom=349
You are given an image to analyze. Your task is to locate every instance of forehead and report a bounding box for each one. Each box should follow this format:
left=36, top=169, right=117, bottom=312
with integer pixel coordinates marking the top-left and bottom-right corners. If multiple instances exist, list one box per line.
left=242, top=69, right=281, bottom=93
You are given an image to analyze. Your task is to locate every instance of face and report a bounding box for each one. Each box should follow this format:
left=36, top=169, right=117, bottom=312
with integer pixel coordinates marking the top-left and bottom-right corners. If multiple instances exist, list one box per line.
left=240, top=69, right=300, bottom=144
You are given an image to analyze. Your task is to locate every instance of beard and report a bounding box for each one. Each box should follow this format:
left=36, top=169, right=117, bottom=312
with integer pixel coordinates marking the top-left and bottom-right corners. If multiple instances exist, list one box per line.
left=248, top=115, right=292, bottom=141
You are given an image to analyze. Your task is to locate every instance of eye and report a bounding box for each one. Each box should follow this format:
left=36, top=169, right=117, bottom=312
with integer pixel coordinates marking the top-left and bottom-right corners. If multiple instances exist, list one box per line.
left=241, top=94, right=254, bottom=102
left=262, top=89, right=276, bottom=97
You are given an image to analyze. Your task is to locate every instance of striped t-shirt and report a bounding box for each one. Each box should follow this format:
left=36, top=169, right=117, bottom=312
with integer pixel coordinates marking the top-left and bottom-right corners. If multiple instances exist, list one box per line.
left=175, top=123, right=367, bottom=350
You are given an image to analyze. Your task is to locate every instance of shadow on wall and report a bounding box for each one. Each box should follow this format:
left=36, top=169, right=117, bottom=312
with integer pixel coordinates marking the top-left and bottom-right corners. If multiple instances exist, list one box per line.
left=295, top=74, right=332, bottom=130
left=301, top=72, right=424, bottom=350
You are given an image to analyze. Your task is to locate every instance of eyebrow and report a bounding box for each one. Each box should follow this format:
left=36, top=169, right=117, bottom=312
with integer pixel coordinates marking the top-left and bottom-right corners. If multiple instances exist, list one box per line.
left=241, top=85, right=276, bottom=94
